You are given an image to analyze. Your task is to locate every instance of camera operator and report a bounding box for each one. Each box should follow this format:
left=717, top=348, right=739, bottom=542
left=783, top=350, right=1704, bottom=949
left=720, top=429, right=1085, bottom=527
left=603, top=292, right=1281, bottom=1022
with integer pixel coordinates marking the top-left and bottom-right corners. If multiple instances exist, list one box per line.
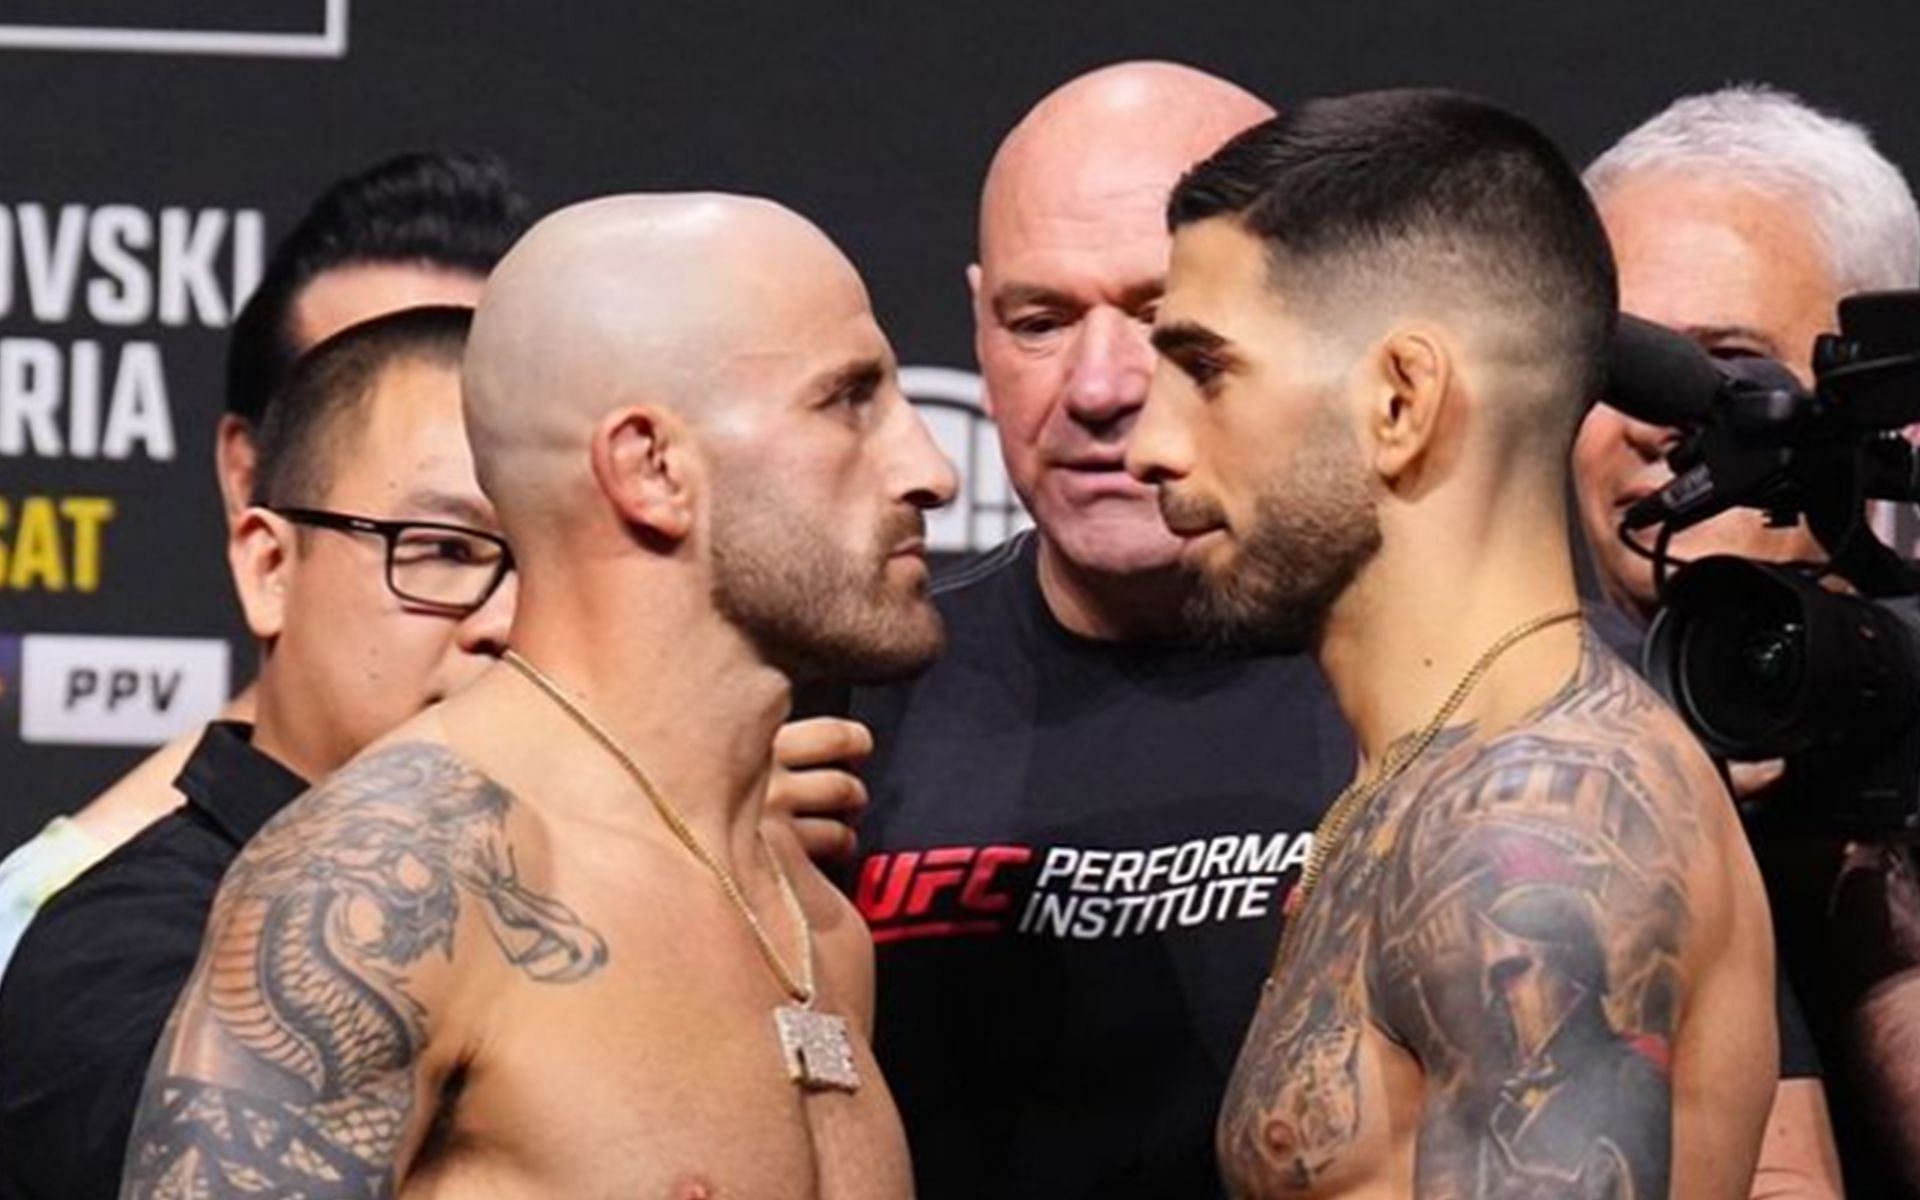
left=1573, top=85, right=1920, bottom=1198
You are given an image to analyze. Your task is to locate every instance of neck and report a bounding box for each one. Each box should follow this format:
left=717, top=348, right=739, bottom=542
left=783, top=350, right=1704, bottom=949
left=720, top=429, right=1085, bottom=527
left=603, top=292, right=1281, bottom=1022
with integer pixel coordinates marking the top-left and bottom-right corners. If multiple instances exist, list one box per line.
left=249, top=661, right=328, bottom=786
left=1317, top=510, right=1584, bottom=769
left=1036, top=536, right=1189, bottom=641
left=505, top=565, right=791, bottom=855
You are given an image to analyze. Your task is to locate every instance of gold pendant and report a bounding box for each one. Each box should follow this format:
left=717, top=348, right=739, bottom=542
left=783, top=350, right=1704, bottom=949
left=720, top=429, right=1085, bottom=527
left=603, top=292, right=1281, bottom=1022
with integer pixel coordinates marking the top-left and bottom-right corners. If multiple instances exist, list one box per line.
left=775, top=1003, right=860, bottom=1092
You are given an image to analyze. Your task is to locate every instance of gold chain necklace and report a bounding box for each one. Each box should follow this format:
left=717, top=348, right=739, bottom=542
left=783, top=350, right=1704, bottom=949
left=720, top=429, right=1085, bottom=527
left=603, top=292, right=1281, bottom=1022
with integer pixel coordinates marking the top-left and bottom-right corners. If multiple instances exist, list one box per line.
left=501, top=648, right=861, bottom=1092
left=1278, top=608, right=1584, bottom=945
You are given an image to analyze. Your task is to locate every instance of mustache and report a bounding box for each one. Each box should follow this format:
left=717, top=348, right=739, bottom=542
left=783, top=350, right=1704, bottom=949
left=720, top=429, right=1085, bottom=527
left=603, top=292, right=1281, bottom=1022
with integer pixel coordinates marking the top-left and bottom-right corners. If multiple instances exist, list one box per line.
left=877, top=505, right=927, bottom=551
left=1156, top=487, right=1226, bottom=535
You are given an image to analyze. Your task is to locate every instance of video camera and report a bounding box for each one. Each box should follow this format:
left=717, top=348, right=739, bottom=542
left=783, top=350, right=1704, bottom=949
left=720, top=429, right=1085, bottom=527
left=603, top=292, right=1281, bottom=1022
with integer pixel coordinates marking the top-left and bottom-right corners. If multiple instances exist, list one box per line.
left=1607, top=291, right=1920, bottom=838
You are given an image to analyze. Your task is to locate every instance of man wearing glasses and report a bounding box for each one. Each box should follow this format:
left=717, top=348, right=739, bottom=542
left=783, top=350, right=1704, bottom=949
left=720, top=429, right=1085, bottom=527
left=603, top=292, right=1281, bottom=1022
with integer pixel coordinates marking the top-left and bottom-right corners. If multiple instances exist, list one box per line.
left=0, top=305, right=513, bottom=1199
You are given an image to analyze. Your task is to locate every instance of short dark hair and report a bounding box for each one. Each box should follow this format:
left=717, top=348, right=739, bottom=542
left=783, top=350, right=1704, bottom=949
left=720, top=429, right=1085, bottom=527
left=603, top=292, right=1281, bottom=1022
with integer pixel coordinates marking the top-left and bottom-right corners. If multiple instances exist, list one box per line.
left=1169, top=89, right=1617, bottom=422
left=226, top=150, right=530, bottom=423
left=251, top=306, right=473, bottom=508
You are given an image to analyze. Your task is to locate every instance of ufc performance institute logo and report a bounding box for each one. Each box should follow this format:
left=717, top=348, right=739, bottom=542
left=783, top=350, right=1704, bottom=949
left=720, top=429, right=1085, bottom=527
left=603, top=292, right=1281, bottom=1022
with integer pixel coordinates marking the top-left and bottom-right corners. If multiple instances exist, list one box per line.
left=857, top=834, right=1314, bottom=946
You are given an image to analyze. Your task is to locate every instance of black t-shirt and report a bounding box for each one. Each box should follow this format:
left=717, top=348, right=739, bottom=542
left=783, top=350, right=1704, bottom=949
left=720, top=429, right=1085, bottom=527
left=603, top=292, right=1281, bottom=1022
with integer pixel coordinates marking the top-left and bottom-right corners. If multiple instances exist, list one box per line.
left=0, top=722, right=307, bottom=1200
left=849, top=534, right=1353, bottom=1200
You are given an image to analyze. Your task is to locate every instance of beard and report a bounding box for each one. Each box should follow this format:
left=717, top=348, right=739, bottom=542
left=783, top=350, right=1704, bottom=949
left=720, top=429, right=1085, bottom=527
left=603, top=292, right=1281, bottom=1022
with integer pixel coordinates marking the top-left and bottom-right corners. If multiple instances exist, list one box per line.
left=710, top=487, right=944, bottom=685
left=1164, top=404, right=1382, bottom=653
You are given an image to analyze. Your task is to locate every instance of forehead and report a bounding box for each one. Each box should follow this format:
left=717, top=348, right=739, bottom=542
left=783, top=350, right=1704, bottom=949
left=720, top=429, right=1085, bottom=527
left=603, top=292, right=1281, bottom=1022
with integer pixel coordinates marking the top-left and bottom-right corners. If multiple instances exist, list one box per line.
left=1162, top=218, right=1283, bottom=322
left=291, top=263, right=485, bottom=353
left=1598, top=174, right=1837, bottom=343
left=717, top=252, right=894, bottom=400
left=980, top=141, right=1191, bottom=287
left=323, top=359, right=485, bottom=509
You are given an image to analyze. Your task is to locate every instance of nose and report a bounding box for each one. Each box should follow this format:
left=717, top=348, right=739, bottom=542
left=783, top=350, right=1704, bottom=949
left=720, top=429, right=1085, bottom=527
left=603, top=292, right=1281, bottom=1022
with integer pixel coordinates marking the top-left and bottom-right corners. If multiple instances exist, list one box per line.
left=457, top=569, right=517, bottom=657
left=1062, top=306, right=1154, bottom=429
left=889, top=395, right=960, bottom=512
left=1125, top=360, right=1196, bottom=487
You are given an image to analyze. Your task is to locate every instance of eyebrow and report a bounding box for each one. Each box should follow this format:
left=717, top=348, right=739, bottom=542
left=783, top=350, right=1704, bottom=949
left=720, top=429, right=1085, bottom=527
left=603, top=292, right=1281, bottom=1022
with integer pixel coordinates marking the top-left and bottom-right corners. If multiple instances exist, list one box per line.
left=990, top=280, right=1162, bottom=321
left=395, top=489, right=496, bottom=529
left=810, top=357, right=887, bottom=405
left=1151, top=320, right=1232, bottom=360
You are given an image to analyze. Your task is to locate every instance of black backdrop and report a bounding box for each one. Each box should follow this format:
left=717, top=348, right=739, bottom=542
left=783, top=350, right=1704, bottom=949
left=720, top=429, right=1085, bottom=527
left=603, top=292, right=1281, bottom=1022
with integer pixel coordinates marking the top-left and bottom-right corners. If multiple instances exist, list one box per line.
left=6, top=0, right=1920, bottom=853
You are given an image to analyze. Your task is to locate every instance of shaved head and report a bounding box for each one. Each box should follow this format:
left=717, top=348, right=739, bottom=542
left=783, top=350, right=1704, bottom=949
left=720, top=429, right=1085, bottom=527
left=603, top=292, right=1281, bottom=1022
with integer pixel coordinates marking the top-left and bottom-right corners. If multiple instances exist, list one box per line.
left=971, top=62, right=1272, bottom=599
left=465, top=193, right=868, bottom=541
left=980, top=61, right=1273, bottom=260
left=466, top=191, right=957, bottom=683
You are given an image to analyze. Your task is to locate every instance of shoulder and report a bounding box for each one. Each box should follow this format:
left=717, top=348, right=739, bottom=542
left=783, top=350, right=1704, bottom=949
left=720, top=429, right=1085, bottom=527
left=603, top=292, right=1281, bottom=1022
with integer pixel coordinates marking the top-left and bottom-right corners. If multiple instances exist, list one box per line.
left=226, top=740, right=506, bottom=887
left=1371, top=640, right=1734, bottom=962
left=1412, top=639, right=1721, bottom=838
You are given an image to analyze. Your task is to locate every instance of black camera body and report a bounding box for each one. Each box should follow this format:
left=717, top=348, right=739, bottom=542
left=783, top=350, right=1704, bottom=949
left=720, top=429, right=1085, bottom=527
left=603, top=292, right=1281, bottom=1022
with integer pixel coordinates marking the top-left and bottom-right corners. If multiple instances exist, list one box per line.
left=1647, top=557, right=1920, bottom=836
left=1623, top=291, right=1920, bottom=837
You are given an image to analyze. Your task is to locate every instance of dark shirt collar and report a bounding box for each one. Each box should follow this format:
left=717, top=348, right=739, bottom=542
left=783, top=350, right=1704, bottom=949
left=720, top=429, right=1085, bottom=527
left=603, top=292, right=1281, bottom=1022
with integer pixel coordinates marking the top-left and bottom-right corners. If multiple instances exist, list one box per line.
left=171, top=721, right=309, bottom=846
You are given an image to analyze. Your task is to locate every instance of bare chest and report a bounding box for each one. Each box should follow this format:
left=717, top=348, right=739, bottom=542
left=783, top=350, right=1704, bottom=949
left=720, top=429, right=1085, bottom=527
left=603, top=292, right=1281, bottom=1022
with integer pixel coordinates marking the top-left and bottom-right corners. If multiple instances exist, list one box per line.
left=410, top=908, right=909, bottom=1199
left=1216, top=812, right=1418, bottom=1199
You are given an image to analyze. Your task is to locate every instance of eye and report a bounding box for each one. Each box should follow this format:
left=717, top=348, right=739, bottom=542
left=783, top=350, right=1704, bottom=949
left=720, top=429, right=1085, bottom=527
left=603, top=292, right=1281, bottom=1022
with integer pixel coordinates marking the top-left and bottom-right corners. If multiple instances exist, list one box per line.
left=1177, top=351, right=1228, bottom=392
left=427, top=538, right=479, bottom=564
left=1006, top=310, right=1072, bottom=341
left=833, top=380, right=878, bottom=411
left=394, top=532, right=499, bottom=567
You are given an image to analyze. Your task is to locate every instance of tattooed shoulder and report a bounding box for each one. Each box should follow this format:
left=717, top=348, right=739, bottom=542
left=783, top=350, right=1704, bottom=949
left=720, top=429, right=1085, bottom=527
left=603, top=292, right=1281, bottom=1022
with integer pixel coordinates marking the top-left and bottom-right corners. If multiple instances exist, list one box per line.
left=120, top=741, right=607, bottom=1200
left=1367, top=638, right=1707, bottom=1199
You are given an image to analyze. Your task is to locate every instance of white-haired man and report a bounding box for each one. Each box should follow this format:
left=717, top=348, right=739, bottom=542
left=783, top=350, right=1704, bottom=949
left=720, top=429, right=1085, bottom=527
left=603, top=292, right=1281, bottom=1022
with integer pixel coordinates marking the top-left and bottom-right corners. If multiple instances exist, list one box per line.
left=1573, top=84, right=1920, bottom=1198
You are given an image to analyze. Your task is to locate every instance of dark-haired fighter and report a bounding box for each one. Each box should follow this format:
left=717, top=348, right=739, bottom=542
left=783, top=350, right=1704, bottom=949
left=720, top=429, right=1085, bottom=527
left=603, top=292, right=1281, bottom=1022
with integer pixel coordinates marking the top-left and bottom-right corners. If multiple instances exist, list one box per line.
left=1128, top=91, right=1776, bottom=1198
left=122, top=195, right=954, bottom=1197
left=1, top=308, right=513, bottom=1198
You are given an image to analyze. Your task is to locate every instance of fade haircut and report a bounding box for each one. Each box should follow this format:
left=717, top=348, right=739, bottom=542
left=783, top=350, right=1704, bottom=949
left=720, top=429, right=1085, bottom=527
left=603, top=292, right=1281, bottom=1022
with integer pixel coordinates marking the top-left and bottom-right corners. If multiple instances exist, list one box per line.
left=226, top=150, right=530, bottom=423
left=1169, top=89, right=1618, bottom=445
left=251, top=306, right=472, bottom=508
left=1585, top=84, right=1920, bottom=296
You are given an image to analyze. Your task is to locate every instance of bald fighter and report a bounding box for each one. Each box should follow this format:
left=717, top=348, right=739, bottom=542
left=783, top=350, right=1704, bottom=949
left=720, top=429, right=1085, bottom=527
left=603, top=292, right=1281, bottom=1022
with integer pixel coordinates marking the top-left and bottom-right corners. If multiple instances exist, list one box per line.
left=1129, top=91, right=1776, bottom=1198
left=120, top=195, right=955, bottom=1198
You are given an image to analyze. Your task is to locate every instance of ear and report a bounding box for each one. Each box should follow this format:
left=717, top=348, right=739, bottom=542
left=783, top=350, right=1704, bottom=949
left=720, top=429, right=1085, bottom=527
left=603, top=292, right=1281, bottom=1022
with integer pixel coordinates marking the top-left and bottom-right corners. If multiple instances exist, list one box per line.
left=590, top=404, right=695, bottom=543
left=229, top=507, right=295, bottom=642
left=1367, top=327, right=1452, bottom=484
left=215, top=415, right=257, bottom=527
left=966, top=263, right=995, bottom=419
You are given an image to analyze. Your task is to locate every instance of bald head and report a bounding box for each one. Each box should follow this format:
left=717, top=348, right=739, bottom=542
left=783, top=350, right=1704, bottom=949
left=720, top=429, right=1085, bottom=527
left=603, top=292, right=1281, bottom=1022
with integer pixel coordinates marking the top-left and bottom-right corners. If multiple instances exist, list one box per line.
left=466, top=192, right=957, bottom=679
left=980, top=61, right=1273, bottom=258
left=464, top=193, right=873, bottom=541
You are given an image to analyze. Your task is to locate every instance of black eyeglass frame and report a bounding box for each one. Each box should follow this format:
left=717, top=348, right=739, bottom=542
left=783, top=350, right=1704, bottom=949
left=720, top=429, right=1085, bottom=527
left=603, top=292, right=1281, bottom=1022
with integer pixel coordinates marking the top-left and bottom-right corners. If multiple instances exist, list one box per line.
left=269, top=506, right=514, bottom=615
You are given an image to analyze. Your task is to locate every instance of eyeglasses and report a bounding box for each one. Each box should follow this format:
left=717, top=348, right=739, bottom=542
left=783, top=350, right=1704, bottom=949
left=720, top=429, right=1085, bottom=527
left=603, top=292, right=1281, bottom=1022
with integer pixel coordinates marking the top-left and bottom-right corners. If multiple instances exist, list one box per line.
left=271, top=507, right=514, bottom=615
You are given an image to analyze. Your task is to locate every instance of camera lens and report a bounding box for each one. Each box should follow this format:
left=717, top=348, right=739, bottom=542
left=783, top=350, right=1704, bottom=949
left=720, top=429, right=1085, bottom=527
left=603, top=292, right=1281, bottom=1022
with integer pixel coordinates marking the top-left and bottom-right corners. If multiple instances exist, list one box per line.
left=1675, top=604, right=1806, bottom=753
left=1648, top=556, right=1920, bottom=769
left=1738, top=625, right=1804, bottom=694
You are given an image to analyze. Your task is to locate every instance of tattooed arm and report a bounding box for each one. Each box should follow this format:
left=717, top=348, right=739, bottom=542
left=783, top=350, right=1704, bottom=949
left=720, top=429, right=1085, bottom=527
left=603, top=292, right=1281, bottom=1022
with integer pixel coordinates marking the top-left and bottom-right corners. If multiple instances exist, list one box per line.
left=1370, top=727, right=1714, bottom=1200
left=119, top=742, right=606, bottom=1199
